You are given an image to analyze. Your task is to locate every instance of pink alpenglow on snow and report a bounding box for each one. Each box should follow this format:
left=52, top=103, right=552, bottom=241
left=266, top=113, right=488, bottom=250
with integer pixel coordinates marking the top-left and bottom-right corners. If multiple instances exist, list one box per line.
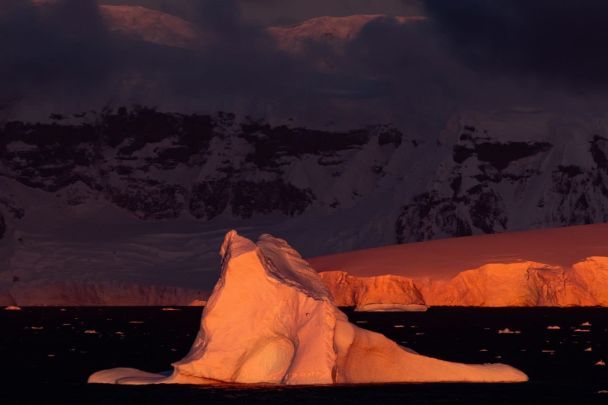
left=89, top=231, right=527, bottom=385
left=311, top=224, right=608, bottom=308
left=319, top=271, right=427, bottom=312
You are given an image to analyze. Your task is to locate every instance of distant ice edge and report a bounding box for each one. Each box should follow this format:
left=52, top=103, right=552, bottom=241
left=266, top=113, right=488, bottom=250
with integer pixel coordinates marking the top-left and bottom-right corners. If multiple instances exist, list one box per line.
left=320, top=257, right=608, bottom=308
left=89, top=230, right=527, bottom=385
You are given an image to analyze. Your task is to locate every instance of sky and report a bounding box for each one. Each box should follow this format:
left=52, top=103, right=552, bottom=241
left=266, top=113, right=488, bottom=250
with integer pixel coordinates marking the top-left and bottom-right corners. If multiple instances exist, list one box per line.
left=1, top=0, right=607, bottom=129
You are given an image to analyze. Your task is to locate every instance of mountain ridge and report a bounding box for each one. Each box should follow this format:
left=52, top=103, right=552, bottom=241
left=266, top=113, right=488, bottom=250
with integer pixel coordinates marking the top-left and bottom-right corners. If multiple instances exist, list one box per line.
left=1, top=107, right=608, bottom=297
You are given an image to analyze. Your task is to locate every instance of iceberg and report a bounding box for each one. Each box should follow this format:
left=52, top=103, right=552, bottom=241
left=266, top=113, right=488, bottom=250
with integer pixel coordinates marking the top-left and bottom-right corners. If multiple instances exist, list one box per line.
left=89, top=231, right=527, bottom=385
left=320, top=271, right=428, bottom=312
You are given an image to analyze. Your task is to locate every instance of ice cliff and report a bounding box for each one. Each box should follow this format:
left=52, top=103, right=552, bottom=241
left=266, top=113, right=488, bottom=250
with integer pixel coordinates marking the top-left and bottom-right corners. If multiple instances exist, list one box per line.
left=312, top=223, right=608, bottom=308
left=319, top=271, right=427, bottom=311
left=319, top=257, right=608, bottom=308
left=89, top=231, right=527, bottom=385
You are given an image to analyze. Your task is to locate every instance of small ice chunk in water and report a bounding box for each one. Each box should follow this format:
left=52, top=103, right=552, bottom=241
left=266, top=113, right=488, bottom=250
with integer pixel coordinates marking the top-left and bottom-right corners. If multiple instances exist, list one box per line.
left=541, top=349, right=555, bottom=355
left=479, top=349, right=488, bottom=352
left=585, top=347, right=593, bottom=352
left=29, top=326, right=44, bottom=330
left=546, top=325, right=560, bottom=330
left=84, top=329, right=98, bottom=335
left=573, top=329, right=591, bottom=333
left=162, top=307, right=181, bottom=311
left=581, top=321, right=592, bottom=327
left=4, top=305, right=21, bottom=311
left=498, top=328, right=521, bottom=335
left=393, top=325, right=405, bottom=328
left=595, top=360, right=606, bottom=366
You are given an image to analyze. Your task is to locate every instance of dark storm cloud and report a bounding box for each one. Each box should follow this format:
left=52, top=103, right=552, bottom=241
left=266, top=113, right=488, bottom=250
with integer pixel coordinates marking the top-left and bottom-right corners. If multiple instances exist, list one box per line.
left=100, top=0, right=423, bottom=25
left=423, top=0, right=608, bottom=90
left=1, top=0, right=437, bottom=125
left=0, top=0, right=309, bottom=119
left=0, top=1, right=113, bottom=109
left=2, top=0, right=600, bottom=127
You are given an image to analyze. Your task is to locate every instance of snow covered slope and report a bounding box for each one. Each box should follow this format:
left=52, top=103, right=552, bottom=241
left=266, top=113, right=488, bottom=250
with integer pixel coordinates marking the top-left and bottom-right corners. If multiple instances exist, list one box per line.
left=268, top=15, right=425, bottom=54
left=312, top=224, right=608, bottom=307
left=31, top=1, right=200, bottom=48
left=99, top=5, right=200, bottom=48
left=89, top=231, right=527, bottom=385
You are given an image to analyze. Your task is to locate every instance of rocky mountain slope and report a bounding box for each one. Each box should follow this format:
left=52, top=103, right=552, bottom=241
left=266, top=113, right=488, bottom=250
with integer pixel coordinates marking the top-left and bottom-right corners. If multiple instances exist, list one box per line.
left=1, top=107, right=608, bottom=302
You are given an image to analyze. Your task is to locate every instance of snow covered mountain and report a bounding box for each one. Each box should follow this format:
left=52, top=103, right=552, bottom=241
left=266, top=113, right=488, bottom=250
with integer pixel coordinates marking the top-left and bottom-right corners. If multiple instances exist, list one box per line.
left=268, top=14, right=425, bottom=54
left=31, top=1, right=201, bottom=48
left=99, top=4, right=200, bottom=48
left=1, top=107, right=608, bottom=304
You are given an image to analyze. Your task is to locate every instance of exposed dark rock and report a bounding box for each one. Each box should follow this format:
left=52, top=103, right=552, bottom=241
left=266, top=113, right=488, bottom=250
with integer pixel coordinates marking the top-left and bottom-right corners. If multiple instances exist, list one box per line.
left=468, top=186, right=507, bottom=233
left=474, top=141, right=552, bottom=170
left=557, top=165, right=584, bottom=177
left=452, top=140, right=552, bottom=170
left=396, top=193, right=473, bottom=243
left=452, top=145, right=474, bottom=163
left=230, top=180, right=313, bottom=218
left=108, top=180, right=186, bottom=220
left=590, top=135, right=608, bottom=169
left=190, top=179, right=231, bottom=220
left=0, top=213, right=5, bottom=239
left=1, top=107, right=398, bottom=222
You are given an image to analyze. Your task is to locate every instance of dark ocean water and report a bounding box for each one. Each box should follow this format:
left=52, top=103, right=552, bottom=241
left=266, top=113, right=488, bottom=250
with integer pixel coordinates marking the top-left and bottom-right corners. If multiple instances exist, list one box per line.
left=1, top=307, right=608, bottom=404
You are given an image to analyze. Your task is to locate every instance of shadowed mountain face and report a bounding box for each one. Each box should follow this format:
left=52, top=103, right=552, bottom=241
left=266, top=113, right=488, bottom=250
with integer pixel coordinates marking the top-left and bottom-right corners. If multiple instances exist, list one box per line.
left=0, top=214, right=5, bottom=240
left=1, top=107, right=608, bottom=299
left=0, top=107, right=393, bottom=222
left=1, top=107, right=608, bottom=250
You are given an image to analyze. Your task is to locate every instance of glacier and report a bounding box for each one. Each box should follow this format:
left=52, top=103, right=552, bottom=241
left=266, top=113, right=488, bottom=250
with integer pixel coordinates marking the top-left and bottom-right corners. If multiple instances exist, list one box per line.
left=312, top=223, right=608, bottom=308
left=320, top=257, right=608, bottom=308
left=89, top=230, right=527, bottom=385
